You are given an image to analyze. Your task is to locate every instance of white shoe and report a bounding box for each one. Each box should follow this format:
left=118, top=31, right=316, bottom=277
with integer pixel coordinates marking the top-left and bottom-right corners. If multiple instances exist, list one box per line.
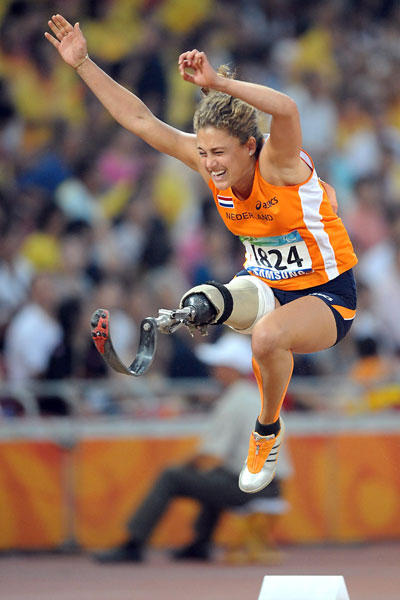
left=239, top=418, right=285, bottom=494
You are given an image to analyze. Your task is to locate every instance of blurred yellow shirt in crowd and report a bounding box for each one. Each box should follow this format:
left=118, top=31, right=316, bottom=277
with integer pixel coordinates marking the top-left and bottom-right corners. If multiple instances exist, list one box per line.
left=21, top=233, right=62, bottom=272
left=156, top=0, right=213, bottom=34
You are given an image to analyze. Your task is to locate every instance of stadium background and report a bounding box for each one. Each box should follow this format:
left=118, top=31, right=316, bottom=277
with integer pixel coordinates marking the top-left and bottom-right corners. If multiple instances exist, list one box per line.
left=0, top=1, right=399, bottom=598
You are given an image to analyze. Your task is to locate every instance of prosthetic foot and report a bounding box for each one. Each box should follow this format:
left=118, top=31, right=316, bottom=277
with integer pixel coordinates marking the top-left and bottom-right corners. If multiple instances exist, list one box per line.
left=90, top=309, right=158, bottom=376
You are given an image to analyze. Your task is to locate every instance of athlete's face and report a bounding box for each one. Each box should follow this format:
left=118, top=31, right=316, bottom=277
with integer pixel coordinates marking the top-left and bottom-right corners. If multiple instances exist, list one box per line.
left=197, top=127, right=256, bottom=197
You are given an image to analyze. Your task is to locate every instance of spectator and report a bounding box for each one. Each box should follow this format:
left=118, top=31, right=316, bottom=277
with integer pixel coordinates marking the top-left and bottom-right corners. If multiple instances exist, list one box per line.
left=21, top=200, right=66, bottom=272
left=3, top=271, right=62, bottom=382
left=285, top=70, right=338, bottom=180
left=0, top=220, right=33, bottom=337
left=38, top=295, right=82, bottom=416
left=356, top=204, right=400, bottom=287
left=345, top=175, right=390, bottom=254
left=368, top=239, right=400, bottom=354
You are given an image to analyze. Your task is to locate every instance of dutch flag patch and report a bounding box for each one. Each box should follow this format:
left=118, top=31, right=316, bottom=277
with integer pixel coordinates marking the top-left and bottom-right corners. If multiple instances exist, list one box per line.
left=217, top=195, right=234, bottom=208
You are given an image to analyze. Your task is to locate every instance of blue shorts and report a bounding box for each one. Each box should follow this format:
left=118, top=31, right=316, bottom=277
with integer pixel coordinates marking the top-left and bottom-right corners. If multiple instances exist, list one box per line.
left=237, top=269, right=357, bottom=346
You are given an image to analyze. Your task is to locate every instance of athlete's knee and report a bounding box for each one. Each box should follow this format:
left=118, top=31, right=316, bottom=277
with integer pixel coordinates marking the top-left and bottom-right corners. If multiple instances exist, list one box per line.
left=179, top=275, right=275, bottom=332
left=251, top=317, right=285, bottom=361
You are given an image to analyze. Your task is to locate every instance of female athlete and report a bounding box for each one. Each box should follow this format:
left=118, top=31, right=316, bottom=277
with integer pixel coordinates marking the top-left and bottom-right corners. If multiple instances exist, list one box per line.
left=45, top=15, right=357, bottom=493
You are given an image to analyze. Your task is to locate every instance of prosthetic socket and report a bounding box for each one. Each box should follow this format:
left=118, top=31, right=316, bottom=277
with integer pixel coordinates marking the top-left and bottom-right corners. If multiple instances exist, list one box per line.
left=180, top=274, right=275, bottom=334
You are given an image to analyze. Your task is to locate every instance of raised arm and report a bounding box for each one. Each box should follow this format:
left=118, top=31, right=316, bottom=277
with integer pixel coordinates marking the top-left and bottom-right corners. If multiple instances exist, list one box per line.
left=178, top=50, right=306, bottom=183
left=45, top=15, right=199, bottom=170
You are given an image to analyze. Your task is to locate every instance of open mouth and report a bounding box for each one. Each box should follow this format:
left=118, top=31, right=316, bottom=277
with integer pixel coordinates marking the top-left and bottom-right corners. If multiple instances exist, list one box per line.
left=211, top=169, right=226, bottom=181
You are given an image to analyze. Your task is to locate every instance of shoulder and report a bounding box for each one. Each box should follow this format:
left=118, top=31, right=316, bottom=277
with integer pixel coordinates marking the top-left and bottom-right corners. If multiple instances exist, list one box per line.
left=259, top=139, right=314, bottom=187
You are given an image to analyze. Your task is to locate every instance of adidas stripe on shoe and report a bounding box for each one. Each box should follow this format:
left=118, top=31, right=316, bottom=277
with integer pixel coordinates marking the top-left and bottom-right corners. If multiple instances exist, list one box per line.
left=238, top=418, right=285, bottom=493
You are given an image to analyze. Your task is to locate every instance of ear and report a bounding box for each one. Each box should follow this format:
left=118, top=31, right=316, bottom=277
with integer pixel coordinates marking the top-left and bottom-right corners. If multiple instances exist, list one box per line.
left=246, top=136, right=257, bottom=157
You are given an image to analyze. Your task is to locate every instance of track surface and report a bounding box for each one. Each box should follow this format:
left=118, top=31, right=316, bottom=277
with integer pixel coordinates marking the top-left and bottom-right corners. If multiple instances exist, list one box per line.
left=1, top=542, right=399, bottom=599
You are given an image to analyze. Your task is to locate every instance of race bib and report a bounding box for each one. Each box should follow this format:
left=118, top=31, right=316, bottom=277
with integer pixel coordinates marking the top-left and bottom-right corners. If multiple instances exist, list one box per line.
left=240, top=231, right=313, bottom=282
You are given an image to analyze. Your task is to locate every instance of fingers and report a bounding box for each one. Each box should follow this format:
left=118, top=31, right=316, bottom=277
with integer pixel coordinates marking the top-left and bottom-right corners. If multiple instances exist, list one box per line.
left=47, top=19, right=63, bottom=41
left=44, top=31, right=59, bottom=48
left=46, top=14, right=74, bottom=43
left=53, top=14, right=74, bottom=33
left=178, top=49, right=205, bottom=70
left=178, top=50, right=206, bottom=84
left=181, top=71, right=195, bottom=84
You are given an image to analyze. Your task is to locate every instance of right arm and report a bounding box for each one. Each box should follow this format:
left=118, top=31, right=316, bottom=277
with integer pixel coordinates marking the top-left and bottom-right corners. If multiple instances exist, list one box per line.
left=45, top=15, right=199, bottom=170
left=179, top=49, right=307, bottom=185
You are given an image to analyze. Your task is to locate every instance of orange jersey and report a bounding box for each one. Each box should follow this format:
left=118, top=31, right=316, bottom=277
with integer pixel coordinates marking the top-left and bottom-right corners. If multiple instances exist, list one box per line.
left=208, top=150, right=357, bottom=291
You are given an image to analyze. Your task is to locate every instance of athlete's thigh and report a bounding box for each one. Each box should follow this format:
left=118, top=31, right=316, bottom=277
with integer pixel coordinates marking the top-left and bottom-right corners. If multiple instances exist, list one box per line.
left=261, top=295, right=338, bottom=353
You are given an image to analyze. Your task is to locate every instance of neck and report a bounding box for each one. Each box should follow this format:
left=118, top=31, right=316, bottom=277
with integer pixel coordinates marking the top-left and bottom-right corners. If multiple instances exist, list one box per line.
left=232, top=162, right=256, bottom=200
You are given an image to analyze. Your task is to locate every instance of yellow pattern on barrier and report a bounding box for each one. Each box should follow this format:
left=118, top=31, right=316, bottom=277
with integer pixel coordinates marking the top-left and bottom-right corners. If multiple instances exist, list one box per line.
left=0, top=442, right=65, bottom=549
left=0, top=433, right=399, bottom=550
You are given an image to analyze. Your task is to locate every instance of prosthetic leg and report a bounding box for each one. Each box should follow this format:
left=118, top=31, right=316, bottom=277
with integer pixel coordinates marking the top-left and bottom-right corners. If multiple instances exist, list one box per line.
left=90, top=275, right=275, bottom=376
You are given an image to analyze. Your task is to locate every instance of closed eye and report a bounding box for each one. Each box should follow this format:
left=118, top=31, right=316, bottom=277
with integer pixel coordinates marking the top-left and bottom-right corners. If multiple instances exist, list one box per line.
left=197, top=148, right=225, bottom=157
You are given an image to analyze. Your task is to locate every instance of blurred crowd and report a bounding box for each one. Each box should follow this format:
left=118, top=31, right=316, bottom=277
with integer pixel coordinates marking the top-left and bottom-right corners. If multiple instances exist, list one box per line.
left=0, top=0, right=400, bottom=416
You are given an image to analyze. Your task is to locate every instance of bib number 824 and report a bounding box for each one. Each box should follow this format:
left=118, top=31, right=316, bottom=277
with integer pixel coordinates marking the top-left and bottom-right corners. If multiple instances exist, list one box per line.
left=250, top=243, right=304, bottom=270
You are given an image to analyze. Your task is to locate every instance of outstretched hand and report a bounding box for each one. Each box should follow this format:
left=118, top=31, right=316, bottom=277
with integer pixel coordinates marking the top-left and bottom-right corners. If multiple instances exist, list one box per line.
left=178, top=50, right=219, bottom=90
left=44, top=14, right=88, bottom=69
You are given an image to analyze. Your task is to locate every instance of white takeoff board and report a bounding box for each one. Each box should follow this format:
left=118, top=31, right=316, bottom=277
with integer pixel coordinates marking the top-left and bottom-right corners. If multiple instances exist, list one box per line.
left=258, top=576, right=350, bottom=600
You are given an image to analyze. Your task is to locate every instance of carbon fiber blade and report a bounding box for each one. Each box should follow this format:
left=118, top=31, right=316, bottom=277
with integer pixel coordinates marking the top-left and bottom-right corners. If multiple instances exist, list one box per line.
left=90, top=309, right=157, bottom=377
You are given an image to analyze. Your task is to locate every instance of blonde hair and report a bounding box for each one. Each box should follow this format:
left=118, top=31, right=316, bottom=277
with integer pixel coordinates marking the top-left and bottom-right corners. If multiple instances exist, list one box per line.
left=193, top=65, right=264, bottom=155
